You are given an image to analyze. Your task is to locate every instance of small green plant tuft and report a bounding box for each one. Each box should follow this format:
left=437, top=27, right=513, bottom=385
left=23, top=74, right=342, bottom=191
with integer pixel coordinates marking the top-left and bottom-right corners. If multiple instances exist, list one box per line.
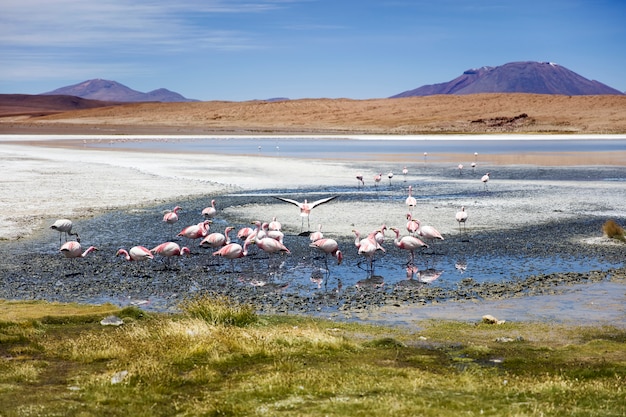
left=180, top=294, right=258, bottom=327
left=602, top=219, right=625, bottom=242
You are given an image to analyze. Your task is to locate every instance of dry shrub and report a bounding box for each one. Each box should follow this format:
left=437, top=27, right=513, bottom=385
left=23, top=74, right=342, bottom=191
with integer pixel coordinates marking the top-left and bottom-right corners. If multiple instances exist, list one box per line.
left=602, top=219, right=625, bottom=242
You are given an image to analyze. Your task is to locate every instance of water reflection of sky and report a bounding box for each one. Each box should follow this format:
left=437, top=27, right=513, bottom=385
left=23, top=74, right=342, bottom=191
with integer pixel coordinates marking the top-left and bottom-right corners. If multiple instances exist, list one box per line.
left=88, top=137, right=626, bottom=161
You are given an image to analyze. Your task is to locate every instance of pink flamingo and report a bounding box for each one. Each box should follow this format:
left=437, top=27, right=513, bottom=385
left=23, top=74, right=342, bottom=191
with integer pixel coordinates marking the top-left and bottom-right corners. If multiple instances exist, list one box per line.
left=356, top=174, right=364, bottom=187
left=213, top=240, right=252, bottom=271
left=374, top=224, right=387, bottom=245
left=273, top=195, right=338, bottom=232
left=50, top=218, right=79, bottom=243
left=309, top=224, right=324, bottom=242
left=264, top=222, right=284, bottom=243
left=353, top=229, right=385, bottom=273
left=406, top=213, right=420, bottom=236
left=60, top=241, right=98, bottom=258
left=402, top=166, right=408, bottom=181
left=310, top=238, right=343, bottom=287
left=455, top=206, right=468, bottom=234
left=458, top=164, right=464, bottom=175
left=390, top=227, right=428, bottom=264
left=481, top=172, right=490, bottom=190
left=268, top=217, right=282, bottom=231
left=251, top=237, right=290, bottom=269
left=418, top=225, right=444, bottom=242
left=201, top=199, right=217, bottom=219
left=177, top=220, right=211, bottom=247
left=245, top=220, right=267, bottom=244
left=151, top=242, right=190, bottom=267
left=310, top=238, right=343, bottom=266
left=163, top=206, right=181, bottom=238
left=200, top=226, right=234, bottom=249
left=417, top=224, right=444, bottom=256
left=116, top=246, right=154, bottom=262
left=374, top=173, right=382, bottom=188
left=237, top=226, right=254, bottom=241
left=405, top=185, right=417, bottom=211
left=253, top=237, right=291, bottom=255
left=387, top=171, right=394, bottom=185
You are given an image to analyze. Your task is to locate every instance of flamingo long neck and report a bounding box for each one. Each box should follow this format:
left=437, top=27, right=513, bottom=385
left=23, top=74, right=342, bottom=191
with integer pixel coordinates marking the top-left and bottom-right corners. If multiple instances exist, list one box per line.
left=82, top=246, right=96, bottom=257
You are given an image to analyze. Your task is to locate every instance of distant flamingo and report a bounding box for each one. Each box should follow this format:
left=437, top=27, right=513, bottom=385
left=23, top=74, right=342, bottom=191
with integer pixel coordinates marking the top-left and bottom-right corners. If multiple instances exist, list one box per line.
left=116, top=246, right=154, bottom=262
left=60, top=241, right=98, bottom=258
left=471, top=162, right=477, bottom=173
left=273, top=195, right=338, bottom=232
left=201, top=199, right=217, bottom=219
left=406, top=213, right=420, bottom=236
left=151, top=242, right=190, bottom=266
left=405, top=185, right=417, bottom=211
left=268, top=217, right=282, bottom=231
left=402, top=166, right=408, bottom=181
left=213, top=240, right=252, bottom=272
left=458, top=164, right=463, bottom=175
left=387, top=171, right=394, bottom=185
left=163, top=206, right=181, bottom=238
left=481, top=172, right=490, bottom=190
left=374, top=173, right=382, bottom=188
left=50, top=219, right=79, bottom=243
left=356, top=174, right=364, bottom=187
left=200, top=226, right=234, bottom=249
left=309, top=224, right=324, bottom=242
left=455, top=206, right=468, bottom=234
left=390, top=227, right=428, bottom=264
left=353, top=229, right=385, bottom=273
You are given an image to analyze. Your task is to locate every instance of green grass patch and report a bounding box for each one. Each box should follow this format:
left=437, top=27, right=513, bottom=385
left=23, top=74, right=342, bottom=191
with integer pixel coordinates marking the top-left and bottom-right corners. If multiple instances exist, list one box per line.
left=0, top=299, right=625, bottom=416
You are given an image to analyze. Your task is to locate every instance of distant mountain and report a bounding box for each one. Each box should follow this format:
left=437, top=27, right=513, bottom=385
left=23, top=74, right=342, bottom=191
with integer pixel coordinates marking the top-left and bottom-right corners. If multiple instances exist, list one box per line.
left=42, top=79, right=198, bottom=102
left=0, top=94, right=123, bottom=117
left=391, top=61, right=624, bottom=98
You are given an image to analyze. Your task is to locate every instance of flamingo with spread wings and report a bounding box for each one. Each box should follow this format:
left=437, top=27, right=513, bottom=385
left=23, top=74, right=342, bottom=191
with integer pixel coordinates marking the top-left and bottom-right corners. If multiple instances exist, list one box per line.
left=273, top=195, right=338, bottom=232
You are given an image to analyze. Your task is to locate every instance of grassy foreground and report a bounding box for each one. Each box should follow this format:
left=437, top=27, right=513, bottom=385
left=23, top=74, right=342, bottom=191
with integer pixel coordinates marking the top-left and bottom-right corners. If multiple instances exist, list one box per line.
left=0, top=297, right=624, bottom=417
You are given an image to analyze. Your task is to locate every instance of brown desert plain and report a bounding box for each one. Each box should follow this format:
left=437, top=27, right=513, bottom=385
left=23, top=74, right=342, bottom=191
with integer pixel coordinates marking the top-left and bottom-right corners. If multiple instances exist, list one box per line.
left=1, top=93, right=626, bottom=134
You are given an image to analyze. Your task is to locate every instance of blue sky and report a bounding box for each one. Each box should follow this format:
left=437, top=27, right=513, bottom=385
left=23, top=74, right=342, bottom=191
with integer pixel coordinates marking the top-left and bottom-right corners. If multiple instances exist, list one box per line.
left=1, top=0, right=624, bottom=101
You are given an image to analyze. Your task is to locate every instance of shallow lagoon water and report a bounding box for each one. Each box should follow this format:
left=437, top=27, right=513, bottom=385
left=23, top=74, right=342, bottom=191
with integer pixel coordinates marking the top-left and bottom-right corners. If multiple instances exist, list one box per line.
left=88, top=136, right=626, bottom=162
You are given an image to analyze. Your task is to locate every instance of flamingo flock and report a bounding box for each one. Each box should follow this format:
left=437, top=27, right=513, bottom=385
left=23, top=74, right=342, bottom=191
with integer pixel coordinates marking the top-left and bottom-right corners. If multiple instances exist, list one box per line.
left=51, top=153, right=482, bottom=289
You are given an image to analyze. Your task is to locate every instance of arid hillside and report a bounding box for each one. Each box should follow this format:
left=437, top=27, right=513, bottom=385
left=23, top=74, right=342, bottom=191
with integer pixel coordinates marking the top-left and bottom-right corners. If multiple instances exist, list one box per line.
left=1, top=94, right=625, bottom=135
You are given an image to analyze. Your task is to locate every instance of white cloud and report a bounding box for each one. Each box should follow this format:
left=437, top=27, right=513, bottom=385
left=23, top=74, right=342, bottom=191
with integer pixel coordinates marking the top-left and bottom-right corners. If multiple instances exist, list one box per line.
left=0, top=0, right=281, bottom=50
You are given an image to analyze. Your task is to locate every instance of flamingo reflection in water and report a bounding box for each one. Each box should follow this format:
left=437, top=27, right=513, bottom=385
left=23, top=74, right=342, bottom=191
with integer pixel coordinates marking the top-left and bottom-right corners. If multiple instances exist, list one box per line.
left=418, top=268, right=444, bottom=284
left=394, top=265, right=424, bottom=291
left=355, top=275, right=385, bottom=291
